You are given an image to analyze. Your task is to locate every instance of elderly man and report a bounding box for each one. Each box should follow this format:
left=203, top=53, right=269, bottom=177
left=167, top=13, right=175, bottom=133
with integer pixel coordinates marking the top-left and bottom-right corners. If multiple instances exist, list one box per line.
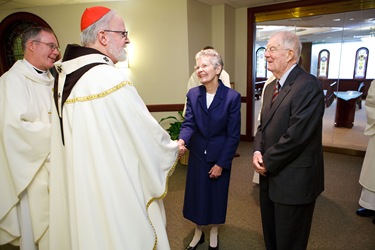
left=0, top=26, right=60, bottom=249
left=252, top=31, right=325, bottom=250
left=49, top=6, right=184, bottom=250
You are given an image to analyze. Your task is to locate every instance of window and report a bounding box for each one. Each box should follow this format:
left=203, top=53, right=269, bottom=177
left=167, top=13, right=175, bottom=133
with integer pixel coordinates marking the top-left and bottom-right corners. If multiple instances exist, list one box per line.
left=256, top=47, right=267, bottom=78
left=317, top=49, right=330, bottom=79
left=353, top=47, right=369, bottom=79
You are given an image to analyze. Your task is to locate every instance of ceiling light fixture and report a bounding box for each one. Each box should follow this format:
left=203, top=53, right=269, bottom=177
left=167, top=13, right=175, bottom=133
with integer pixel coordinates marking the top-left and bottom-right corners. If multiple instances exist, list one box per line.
left=361, top=26, right=375, bottom=42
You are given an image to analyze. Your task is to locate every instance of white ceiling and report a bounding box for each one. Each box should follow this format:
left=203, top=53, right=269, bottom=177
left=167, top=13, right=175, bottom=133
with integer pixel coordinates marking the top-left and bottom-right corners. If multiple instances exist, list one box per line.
left=257, top=9, right=375, bottom=44
left=0, top=0, right=296, bottom=10
left=195, top=0, right=297, bottom=8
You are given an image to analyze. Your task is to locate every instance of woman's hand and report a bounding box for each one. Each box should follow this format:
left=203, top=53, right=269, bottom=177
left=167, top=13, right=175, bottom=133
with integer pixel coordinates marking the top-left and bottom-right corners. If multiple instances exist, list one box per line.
left=208, top=164, right=222, bottom=178
left=177, top=139, right=187, bottom=159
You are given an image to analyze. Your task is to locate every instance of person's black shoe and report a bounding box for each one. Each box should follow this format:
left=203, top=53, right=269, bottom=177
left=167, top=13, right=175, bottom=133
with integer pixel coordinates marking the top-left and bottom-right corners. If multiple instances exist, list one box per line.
left=185, top=232, right=205, bottom=250
left=356, top=207, right=375, bottom=217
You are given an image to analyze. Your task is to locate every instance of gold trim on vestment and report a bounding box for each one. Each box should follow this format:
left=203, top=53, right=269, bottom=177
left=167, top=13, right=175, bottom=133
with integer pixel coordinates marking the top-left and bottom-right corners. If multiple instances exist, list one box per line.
left=147, top=157, right=180, bottom=250
left=64, top=78, right=175, bottom=249
left=64, top=81, right=133, bottom=104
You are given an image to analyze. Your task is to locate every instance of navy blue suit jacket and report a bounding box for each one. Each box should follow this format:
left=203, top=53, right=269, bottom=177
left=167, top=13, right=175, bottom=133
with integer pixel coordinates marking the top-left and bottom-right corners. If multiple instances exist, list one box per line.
left=179, top=81, right=241, bottom=169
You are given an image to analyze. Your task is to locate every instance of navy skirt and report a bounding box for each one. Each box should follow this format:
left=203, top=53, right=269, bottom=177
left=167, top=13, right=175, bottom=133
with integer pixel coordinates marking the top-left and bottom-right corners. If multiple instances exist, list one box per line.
left=183, top=153, right=231, bottom=225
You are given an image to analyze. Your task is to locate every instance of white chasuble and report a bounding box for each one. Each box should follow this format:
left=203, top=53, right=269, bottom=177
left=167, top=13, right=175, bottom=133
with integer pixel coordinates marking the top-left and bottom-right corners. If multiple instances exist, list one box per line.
left=50, top=58, right=178, bottom=250
left=0, top=60, right=52, bottom=248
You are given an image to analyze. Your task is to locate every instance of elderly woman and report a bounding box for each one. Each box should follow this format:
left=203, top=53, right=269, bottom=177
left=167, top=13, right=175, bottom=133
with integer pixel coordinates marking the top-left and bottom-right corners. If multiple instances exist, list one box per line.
left=178, top=49, right=241, bottom=249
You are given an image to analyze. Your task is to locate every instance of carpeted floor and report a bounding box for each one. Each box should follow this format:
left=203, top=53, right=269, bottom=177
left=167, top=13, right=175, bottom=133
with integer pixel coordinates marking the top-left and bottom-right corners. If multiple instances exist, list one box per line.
left=164, top=141, right=375, bottom=250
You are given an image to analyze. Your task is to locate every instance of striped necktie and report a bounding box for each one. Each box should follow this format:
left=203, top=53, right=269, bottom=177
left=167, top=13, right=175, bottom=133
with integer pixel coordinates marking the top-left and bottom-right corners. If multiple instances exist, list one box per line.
left=272, top=81, right=280, bottom=104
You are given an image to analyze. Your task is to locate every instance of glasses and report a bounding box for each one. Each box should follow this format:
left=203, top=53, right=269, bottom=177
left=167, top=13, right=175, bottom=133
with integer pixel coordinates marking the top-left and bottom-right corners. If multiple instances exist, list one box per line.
left=32, top=40, right=60, bottom=52
left=194, top=64, right=212, bottom=71
left=265, top=46, right=290, bottom=53
left=104, top=30, right=129, bottom=38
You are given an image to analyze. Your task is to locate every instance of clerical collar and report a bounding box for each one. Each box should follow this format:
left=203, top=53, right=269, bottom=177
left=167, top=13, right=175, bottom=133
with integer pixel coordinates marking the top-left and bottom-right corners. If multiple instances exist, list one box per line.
left=23, top=59, right=47, bottom=74
left=34, top=68, right=45, bottom=74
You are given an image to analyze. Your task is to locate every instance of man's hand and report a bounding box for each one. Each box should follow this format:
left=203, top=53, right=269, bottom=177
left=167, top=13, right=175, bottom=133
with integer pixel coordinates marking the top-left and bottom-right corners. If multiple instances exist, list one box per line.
left=252, top=151, right=267, bottom=176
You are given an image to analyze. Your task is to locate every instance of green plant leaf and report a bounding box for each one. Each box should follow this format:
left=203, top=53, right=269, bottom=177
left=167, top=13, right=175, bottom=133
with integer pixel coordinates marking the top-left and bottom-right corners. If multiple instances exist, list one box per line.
left=159, top=116, right=179, bottom=123
left=159, top=111, right=184, bottom=140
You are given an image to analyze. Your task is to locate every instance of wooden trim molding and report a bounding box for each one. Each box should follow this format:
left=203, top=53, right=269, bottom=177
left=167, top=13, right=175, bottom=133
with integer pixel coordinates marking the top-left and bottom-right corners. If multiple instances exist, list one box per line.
left=147, top=104, right=185, bottom=112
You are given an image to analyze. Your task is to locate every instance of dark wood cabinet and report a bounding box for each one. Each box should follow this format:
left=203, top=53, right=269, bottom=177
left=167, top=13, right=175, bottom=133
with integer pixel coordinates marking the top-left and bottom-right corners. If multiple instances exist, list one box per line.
left=334, top=91, right=362, bottom=128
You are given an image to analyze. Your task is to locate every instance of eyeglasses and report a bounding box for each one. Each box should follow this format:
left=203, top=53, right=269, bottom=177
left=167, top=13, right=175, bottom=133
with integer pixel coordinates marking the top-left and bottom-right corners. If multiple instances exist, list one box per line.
left=32, top=40, right=60, bottom=52
left=104, top=30, right=129, bottom=38
left=194, top=64, right=212, bottom=71
left=265, top=46, right=290, bottom=53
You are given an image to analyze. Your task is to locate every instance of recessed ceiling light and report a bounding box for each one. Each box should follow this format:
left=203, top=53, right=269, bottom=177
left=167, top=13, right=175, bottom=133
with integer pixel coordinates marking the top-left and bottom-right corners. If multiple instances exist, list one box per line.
left=333, top=19, right=341, bottom=22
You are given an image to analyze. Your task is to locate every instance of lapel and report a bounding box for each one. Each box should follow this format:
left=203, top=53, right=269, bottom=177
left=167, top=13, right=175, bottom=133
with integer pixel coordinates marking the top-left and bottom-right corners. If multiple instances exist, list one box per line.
left=262, top=79, right=277, bottom=117
left=197, top=81, right=226, bottom=113
left=262, top=65, right=302, bottom=127
left=198, top=85, right=208, bottom=113
left=209, top=81, right=225, bottom=111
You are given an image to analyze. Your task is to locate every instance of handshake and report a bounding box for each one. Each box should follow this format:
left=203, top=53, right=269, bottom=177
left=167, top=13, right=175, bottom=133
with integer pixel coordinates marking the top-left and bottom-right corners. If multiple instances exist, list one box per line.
left=177, top=139, right=187, bottom=159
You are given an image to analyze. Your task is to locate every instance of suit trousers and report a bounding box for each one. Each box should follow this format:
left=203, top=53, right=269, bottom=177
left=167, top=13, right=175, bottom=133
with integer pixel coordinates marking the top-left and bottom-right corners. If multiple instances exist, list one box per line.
left=260, top=188, right=316, bottom=250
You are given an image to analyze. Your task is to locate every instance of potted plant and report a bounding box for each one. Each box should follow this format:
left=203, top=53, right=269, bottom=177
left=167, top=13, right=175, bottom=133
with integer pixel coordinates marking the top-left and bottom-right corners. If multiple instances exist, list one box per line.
left=159, top=111, right=189, bottom=165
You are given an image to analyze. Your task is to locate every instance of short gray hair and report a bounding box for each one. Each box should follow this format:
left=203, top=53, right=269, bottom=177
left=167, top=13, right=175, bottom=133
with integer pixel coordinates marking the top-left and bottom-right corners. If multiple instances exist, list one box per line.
left=80, top=10, right=116, bottom=46
left=21, top=26, right=55, bottom=52
left=271, top=31, right=302, bottom=61
left=195, top=49, right=224, bottom=72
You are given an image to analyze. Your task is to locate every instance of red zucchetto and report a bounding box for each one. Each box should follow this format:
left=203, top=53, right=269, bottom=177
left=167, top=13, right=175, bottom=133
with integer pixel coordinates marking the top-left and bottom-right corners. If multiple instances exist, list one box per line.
left=81, top=6, right=111, bottom=31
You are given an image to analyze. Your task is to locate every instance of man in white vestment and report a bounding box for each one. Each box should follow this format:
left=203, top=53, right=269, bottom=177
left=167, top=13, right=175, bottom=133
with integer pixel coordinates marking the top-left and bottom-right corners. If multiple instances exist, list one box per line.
left=356, top=79, right=375, bottom=224
left=0, top=27, right=60, bottom=249
left=49, top=6, right=184, bottom=250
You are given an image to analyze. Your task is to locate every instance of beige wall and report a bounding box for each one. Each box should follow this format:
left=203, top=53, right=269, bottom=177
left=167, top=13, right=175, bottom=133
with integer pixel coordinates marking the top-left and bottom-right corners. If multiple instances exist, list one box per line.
left=212, top=4, right=235, bottom=79
left=187, top=0, right=212, bottom=74
left=0, top=0, right=190, bottom=104
left=0, top=0, right=249, bottom=133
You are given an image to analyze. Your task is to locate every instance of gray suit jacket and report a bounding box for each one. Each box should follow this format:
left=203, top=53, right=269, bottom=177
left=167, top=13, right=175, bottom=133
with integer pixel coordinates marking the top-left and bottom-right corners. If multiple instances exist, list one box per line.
left=254, top=64, right=325, bottom=205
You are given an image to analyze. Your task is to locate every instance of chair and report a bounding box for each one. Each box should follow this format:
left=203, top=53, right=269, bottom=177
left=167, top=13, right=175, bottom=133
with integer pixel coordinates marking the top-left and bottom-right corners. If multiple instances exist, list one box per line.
left=254, top=81, right=265, bottom=100
left=324, top=81, right=336, bottom=108
left=357, top=82, right=365, bottom=109
left=254, top=86, right=262, bottom=100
